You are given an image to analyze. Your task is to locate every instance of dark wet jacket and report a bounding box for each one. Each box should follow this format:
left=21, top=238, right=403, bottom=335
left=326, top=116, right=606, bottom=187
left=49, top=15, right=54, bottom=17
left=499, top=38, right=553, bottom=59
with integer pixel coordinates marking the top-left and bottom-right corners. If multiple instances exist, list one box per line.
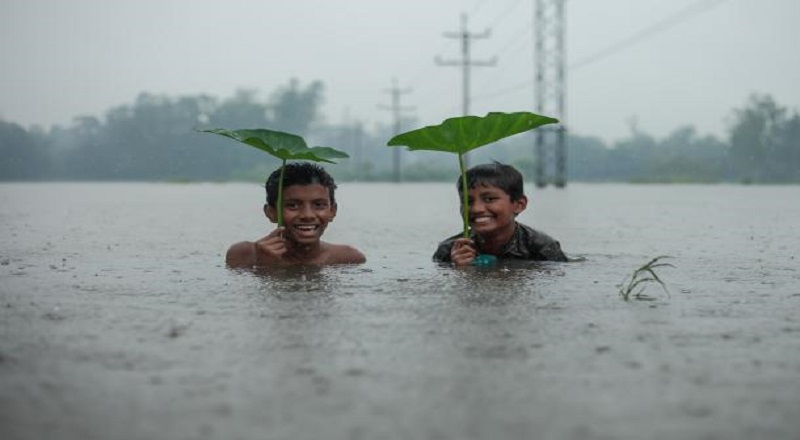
left=432, top=222, right=568, bottom=263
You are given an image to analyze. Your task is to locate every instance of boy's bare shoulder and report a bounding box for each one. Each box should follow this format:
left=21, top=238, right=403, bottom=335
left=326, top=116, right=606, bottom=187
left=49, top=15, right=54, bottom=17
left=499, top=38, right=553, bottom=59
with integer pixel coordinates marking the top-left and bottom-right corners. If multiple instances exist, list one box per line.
left=226, top=241, right=256, bottom=267
left=326, top=243, right=366, bottom=264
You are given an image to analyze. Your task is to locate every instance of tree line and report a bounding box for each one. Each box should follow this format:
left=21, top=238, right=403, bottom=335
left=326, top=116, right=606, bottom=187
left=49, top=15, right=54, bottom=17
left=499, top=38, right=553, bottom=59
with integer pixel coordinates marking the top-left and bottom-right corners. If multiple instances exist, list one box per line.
left=1, top=79, right=798, bottom=184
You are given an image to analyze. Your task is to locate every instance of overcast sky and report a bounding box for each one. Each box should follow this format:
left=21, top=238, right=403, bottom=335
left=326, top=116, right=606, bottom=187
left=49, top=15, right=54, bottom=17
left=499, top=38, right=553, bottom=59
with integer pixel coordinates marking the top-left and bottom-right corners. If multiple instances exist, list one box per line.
left=1, top=0, right=798, bottom=143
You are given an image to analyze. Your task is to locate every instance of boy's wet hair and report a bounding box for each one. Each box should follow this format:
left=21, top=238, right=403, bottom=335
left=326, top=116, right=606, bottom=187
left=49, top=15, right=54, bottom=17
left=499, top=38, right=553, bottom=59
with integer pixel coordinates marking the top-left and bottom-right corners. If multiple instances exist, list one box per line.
left=457, top=162, right=525, bottom=201
left=265, top=162, right=337, bottom=208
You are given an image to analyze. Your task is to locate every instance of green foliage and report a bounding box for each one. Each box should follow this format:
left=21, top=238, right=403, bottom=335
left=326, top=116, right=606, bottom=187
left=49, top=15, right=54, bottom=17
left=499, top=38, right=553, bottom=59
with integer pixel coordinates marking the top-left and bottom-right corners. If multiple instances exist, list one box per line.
left=728, top=94, right=800, bottom=182
left=268, top=79, right=325, bottom=135
left=619, top=256, right=674, bottom=301
left=209, top=89, right=269, bottom=129
left=387, top=112, right=558, bottom=237
left=198, top=127, right=348, bottom=226
left=36, top=79, right=324, bottom=181
left=0, top=120, right=50, bottom=180
left=387, top=112, right=558, bottom=155
left=2, top=89, right=799, bottom=184
left=197, top=128, right=349, bottom=163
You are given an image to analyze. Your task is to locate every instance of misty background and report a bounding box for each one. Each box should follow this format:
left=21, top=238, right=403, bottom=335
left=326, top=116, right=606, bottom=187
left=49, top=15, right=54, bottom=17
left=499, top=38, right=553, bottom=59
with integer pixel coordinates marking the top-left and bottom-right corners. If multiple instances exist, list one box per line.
left=1, top=0, right=799, bottom=183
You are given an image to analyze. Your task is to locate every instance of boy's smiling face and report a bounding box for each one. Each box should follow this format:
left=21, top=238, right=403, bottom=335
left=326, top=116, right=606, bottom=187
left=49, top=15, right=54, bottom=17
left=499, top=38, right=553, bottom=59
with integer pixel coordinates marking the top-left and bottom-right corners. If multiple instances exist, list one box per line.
left=463, top=184, right=527, bottom=238
left=265, top=183, right=337, bottom=245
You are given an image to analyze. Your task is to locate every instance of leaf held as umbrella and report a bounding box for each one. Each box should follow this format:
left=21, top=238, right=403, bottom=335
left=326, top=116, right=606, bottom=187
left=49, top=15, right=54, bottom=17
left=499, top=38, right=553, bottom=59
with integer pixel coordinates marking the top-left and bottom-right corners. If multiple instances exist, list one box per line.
left=387, top=111, right=559, bottom=239
left=198, top=127, right=349, bottom=226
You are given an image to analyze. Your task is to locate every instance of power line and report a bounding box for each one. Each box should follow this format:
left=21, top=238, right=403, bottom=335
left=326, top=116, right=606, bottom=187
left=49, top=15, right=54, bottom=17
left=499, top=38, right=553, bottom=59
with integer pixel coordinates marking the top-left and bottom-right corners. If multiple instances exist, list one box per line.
left=473, top=19, right=533, bottom=95
left=393, top=1, right=524, bottom=114
left=493, top=19, right=534, bottom=59
left=473, top=78, right=533, bottom=102
left=569, top=0, right=730, bottom=71
left=486, top=0, right=526, bottom=29
left=468, top=0, right=491, bottom=17
left=400, top=35, right=458, bottom=88
left=435, top=12, right=497, bottom=116
left=436, top=12, right=497, bottom=167
left=471, top=0, right=731, bottom=104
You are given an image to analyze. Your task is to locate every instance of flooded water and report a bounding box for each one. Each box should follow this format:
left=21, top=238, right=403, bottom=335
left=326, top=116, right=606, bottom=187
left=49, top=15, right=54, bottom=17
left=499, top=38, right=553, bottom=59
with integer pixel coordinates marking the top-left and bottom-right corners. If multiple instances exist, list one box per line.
left=1, top=182, right=799, bottom=440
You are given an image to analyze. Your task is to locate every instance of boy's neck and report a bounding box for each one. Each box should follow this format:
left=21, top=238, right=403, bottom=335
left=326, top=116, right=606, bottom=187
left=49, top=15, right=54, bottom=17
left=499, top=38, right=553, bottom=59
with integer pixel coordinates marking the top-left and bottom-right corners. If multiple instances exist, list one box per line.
left=284, top=240, right=324, bottom=263
left=476, top=222, right=518, bottom=255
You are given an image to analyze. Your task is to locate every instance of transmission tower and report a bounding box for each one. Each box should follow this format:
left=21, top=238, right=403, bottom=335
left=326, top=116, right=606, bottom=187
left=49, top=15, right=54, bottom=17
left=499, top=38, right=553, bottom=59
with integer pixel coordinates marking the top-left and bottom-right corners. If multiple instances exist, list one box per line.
left=534, top=0, right=567, bottom=188
left=379, top=78, right=414, bottom=182
left=436, top=12, right=497, bottom=168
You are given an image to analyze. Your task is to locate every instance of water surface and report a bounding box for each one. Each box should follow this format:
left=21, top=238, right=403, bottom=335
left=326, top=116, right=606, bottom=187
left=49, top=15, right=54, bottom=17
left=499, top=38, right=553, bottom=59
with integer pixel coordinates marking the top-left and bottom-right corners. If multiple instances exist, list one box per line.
left=1, top=182, right=798, bottom=440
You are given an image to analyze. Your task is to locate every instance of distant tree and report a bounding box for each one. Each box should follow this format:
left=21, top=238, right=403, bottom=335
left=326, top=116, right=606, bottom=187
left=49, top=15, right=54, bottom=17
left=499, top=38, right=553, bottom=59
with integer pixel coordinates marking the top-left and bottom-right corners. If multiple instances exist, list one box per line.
left=208, top=89, right=268, bottom=128
left=565, top=126, right=726, bottom=183
left=607, top=131, right=658, bottom=181
left=12, top=84, right=798, bottom=183
left=566, top=134, right=612, bottom=181
left=268, top=79, right=325, bottom=135
left=774, top=112, right=800, bottom=181
left=728, top=94, right=800, bottom=182
left=0, top=120, right=49, bottom=179
left=649, top=126, right=727, bottom=182
left=57, top=115, right=104, bottom=179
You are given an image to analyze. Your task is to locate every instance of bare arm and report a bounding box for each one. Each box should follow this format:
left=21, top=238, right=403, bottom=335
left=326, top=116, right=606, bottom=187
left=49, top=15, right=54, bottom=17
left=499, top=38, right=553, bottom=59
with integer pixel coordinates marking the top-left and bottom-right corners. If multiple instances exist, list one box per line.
left=226, top=228, right=287, bottom=268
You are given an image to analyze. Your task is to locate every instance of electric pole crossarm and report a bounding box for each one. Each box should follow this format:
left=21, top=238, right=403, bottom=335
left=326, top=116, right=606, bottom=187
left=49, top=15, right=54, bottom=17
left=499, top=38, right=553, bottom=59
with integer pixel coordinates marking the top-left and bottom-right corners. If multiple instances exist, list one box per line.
left=442, top=29, right=492, bottom=39
left=434, top=56, right=463, bottom=66
left=435, top=57, right=498, bottom=67
left=435, top=12, right=497, bottom=168
left=471, top=58, right=498, bottom=66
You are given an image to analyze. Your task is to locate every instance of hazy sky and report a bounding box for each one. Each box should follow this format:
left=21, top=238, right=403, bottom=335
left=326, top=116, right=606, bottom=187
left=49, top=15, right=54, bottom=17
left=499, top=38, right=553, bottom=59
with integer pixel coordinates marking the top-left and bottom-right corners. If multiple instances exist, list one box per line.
left=1, top=0, right=798, bottom=143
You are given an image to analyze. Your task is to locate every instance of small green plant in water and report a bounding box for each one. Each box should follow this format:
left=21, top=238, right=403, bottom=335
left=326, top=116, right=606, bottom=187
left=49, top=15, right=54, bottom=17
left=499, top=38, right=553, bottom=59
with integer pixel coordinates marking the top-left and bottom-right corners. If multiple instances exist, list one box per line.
left=387, top=112, right=558, bottom=239
left=619, top=256, right=674, bottom=301
left=197, top=128, right=348, bottom=227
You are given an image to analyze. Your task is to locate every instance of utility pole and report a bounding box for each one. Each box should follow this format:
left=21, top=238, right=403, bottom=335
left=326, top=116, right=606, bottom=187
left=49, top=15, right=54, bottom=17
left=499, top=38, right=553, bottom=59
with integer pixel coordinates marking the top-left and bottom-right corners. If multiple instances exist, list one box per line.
left=534, top=0, right=567, bottom=188
left=379, top=78, right=414, bottom=183
left=436, top=12, right=497, bottom=168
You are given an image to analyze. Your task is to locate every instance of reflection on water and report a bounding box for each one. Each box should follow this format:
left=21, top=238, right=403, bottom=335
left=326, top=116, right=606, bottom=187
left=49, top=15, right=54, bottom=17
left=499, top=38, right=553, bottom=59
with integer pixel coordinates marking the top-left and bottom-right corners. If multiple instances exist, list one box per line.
left=244, top=264, right=332, bottom=288
left=1, top=182, right=799, bottom=440
left=232, top=257, right=571, bottom=311
left=439, top=261, right=566, bottom=306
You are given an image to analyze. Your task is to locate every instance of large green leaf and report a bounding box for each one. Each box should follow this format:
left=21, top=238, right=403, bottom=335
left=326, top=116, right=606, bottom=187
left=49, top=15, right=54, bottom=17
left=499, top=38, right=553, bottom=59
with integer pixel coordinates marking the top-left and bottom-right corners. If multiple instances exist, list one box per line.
left=198, top=127, right=349, bottom=228
left=198, top=128, right=349, bottom=163
left=387, top=111, right=559, bottom=154
left=387, top=111, right=559, bottom=241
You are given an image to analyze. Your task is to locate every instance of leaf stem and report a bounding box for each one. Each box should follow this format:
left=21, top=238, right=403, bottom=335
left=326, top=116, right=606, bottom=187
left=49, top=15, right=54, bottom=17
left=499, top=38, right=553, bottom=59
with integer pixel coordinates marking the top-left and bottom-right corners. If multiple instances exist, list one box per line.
left=277, top=159, right=286, bottom=227
left=459, top=152, right=469, bottom=238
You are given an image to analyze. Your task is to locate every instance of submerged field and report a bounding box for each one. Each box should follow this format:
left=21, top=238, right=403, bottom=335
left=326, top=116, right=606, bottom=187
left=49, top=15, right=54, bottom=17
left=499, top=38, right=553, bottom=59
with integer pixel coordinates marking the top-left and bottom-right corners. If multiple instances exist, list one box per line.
left=1, top=182, right=799, bottom=440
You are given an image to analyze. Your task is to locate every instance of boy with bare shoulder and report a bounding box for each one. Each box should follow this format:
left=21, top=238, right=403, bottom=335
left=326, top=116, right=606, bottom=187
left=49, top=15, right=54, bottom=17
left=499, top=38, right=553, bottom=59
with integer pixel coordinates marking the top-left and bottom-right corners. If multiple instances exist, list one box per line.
left=226, top=162, right=366, bottom=268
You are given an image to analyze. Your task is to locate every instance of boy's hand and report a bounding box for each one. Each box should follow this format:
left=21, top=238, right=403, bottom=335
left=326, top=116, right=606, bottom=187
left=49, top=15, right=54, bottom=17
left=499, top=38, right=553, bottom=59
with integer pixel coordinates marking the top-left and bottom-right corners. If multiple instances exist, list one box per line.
left=254, top=227, right=287, bottom=265
left=451, top=238, right=476, bottom=266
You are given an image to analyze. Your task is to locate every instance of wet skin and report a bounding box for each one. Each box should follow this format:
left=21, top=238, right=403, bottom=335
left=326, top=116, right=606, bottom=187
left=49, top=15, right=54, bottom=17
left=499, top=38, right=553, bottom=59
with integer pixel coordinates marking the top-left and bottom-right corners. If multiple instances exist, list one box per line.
left=225, top=183, right=365, bottom=268
left=260, top=183, right=337, bottom=264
